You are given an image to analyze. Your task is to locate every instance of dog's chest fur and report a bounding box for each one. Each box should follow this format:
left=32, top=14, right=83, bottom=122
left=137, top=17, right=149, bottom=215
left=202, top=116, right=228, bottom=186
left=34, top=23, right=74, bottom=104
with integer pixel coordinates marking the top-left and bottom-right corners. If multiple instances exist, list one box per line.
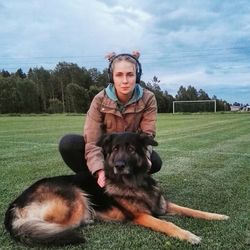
left=105, top=177, right=167, bottom=216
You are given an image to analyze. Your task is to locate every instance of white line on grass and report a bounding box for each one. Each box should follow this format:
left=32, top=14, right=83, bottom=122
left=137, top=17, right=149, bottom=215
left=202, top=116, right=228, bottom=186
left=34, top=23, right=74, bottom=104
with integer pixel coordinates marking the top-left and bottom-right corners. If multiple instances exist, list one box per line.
left=0, top=140, right=57, bottom=147
left=158, top=148, right=250, bottom=157
left=0, top=125, right=80, bottom=134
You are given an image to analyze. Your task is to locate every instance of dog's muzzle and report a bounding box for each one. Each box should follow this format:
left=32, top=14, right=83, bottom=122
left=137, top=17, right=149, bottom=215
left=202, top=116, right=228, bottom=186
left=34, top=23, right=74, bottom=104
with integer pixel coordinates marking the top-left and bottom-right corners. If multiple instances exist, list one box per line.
left=114, top=160, right=129, bottom=174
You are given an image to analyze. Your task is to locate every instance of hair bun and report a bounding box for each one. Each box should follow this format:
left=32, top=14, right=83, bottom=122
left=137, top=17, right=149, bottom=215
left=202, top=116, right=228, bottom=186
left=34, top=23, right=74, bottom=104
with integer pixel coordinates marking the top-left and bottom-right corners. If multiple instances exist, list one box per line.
left=105, top=52, right=116, bottom=62
left=131, top=51, right=140, bottom=59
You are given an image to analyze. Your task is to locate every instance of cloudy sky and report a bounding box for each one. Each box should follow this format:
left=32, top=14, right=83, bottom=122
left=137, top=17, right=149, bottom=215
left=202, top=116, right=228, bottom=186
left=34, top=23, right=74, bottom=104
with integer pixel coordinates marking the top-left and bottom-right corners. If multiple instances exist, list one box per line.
left=1, top=0, right=250, bottom=104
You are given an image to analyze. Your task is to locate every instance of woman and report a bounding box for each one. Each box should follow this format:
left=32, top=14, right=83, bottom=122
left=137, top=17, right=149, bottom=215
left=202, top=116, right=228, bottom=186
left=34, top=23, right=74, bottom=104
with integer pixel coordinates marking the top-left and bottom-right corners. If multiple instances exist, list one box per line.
left=59, top=51, right=162, bottom=187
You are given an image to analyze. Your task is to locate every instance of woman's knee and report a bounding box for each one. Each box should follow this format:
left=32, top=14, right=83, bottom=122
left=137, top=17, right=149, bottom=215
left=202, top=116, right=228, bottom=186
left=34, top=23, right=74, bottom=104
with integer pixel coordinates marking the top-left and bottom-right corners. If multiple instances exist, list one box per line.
left=150, top=151, right=162, bottom=174
left=59, top=134, right=84, bottom=154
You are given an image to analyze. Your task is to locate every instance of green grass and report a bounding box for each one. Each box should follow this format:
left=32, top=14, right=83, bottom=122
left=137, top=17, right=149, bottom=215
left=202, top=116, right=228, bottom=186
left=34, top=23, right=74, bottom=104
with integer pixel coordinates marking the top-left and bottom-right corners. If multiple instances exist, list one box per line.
left=0, top=113, right=249, bottom=250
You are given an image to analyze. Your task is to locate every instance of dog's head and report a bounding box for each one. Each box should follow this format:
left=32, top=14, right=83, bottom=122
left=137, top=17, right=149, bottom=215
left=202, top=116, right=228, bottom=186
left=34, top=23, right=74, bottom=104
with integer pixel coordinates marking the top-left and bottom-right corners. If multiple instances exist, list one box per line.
left=97, top=132, right=158, bottom=179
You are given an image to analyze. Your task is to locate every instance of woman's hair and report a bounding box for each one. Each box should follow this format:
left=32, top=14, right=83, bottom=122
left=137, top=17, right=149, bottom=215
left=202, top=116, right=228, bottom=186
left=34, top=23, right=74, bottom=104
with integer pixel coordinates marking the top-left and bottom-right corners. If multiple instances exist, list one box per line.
left=105, top=51, right=140, bottom=72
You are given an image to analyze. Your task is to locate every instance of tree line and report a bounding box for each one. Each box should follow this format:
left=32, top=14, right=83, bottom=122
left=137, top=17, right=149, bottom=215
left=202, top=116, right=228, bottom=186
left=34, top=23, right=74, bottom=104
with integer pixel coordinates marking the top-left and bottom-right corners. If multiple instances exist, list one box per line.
left=0, top=62, right=230, bottom=114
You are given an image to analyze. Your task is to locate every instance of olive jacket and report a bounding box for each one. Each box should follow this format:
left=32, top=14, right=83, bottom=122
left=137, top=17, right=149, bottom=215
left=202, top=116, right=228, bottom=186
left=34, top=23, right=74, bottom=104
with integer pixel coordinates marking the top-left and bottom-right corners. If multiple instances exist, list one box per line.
left=83, top=84, right=157, bottom=174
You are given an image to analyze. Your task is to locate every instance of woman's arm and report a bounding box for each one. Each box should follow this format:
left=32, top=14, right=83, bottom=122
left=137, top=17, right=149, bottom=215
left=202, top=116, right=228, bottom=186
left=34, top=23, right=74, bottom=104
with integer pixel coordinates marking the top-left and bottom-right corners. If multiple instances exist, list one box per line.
left=83, top=94, right=105, bottom=175
left=140, top=91, right=157, bottom=137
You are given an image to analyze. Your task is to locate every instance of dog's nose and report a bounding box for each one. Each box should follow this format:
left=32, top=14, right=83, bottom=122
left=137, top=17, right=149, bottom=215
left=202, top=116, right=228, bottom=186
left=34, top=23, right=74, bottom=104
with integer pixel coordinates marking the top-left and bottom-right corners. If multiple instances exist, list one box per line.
left=115, top=161, right=126, bottom=170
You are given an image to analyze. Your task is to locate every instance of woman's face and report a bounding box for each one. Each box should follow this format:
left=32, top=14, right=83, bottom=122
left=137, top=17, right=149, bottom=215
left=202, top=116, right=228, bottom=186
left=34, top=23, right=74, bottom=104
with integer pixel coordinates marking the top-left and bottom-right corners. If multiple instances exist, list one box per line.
left=112, top=60, right=136, bottom=103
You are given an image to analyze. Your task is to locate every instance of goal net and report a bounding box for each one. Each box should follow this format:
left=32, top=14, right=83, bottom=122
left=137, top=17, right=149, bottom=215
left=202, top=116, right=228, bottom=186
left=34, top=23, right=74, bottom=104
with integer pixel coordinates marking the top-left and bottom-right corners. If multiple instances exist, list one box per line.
left=173, top=100, right=216, bottom=114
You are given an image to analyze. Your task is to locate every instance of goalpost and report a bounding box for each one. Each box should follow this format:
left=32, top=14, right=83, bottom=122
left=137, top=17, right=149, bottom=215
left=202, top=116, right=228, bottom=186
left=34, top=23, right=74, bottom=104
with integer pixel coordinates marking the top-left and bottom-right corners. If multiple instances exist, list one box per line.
left=173, top=100, right=217, bottom=114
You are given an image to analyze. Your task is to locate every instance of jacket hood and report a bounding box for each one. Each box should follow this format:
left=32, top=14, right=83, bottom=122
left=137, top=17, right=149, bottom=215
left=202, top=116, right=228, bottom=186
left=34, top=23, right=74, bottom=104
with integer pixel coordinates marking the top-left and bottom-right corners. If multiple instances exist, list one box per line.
left=105, top=83, right=143, bottom=105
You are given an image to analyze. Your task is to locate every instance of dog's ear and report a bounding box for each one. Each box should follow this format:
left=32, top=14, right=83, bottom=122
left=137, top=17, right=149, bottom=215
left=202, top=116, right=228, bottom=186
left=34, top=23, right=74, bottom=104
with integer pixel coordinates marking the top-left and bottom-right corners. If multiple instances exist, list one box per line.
left=96, top=133, right=114, bottom=149
left=139, top=133, right=158, bottom=146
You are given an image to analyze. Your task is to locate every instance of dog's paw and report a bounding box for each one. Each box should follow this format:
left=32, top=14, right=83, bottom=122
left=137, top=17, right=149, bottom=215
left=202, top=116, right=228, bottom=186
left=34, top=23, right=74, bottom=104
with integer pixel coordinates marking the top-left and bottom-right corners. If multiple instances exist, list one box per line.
left=211, top=213, right=230, bottom=220
left=186, top=232, right=202, bottom=245
left=219, top=214, right=229, bottom=220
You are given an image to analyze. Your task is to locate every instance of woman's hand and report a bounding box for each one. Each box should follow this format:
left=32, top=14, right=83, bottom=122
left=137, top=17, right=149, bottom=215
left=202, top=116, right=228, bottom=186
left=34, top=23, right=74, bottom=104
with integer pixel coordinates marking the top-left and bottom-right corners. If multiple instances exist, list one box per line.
left=96, top=169, right=106, bottom=188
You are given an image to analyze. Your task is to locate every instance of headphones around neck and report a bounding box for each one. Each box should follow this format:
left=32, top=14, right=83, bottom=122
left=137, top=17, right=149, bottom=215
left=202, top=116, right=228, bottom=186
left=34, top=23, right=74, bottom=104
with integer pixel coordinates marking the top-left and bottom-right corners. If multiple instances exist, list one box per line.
left=108, top=53, right=142, bottom=84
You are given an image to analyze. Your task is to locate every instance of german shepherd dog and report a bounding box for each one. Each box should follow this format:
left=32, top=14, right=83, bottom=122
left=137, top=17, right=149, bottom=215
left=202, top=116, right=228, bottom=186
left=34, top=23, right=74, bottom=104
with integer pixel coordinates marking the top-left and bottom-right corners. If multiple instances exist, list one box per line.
left=4, top=132, right=229, bottom=246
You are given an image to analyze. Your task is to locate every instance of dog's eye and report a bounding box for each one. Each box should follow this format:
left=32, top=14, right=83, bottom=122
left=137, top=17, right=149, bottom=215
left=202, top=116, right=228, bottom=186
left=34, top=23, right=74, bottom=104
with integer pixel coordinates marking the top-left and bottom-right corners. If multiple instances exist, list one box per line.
left=112, top=146, right=118, bottom=152
left=127, top=145, right=135, bottom=153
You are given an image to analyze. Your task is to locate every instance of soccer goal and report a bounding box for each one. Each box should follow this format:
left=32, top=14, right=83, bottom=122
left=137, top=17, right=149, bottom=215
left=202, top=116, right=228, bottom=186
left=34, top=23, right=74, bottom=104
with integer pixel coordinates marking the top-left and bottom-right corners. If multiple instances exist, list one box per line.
left=173, top=100, right=217, bottom=114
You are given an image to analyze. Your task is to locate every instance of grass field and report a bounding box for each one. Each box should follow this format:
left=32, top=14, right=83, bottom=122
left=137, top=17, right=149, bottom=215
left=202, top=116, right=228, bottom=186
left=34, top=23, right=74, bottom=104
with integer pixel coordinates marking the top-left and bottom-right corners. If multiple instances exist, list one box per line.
left=0, top=113, right=249, bottom=250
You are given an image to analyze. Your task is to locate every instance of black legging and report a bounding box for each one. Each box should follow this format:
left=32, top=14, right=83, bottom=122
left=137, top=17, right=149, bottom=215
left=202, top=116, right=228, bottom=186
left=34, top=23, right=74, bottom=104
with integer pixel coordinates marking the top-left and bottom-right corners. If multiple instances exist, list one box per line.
left=59, top=134, right=162, bottom=174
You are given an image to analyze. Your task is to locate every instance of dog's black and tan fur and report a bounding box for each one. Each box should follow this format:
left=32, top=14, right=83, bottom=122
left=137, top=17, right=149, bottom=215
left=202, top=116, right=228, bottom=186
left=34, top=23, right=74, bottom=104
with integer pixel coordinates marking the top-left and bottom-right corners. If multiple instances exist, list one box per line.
left=4, top=132, right=229, bottom=246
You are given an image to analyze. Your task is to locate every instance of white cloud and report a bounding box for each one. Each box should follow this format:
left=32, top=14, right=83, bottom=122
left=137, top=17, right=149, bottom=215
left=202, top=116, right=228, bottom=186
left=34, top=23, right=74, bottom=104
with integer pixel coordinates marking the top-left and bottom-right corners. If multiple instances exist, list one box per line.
left=154, top=68, right=250, bottom=103
left=1, top=0, right=155, bottom=64
left=106, top=5, right=152, bottom=22
left=0, top=0, right=249, bottom=103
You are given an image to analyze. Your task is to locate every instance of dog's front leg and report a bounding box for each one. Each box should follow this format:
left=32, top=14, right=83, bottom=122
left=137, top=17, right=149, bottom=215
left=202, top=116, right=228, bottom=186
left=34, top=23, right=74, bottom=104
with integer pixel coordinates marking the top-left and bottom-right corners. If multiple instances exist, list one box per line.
left=133, top=213, right=201, bottom=244
left=167, top=202, right=229, bottom=220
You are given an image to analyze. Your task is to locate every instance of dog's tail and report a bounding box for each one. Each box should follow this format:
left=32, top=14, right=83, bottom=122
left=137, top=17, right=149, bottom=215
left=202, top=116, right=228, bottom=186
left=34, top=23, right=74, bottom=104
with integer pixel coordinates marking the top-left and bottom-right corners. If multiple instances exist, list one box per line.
left=4, top=190, right=90, bottom=246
